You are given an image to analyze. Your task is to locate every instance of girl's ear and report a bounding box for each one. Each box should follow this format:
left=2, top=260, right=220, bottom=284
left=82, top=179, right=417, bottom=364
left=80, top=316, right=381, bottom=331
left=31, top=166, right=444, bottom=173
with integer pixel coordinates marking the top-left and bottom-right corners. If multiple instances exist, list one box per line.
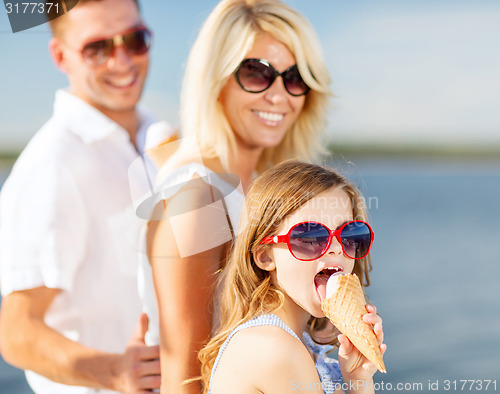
left=253, top=247, right=276, bottom=272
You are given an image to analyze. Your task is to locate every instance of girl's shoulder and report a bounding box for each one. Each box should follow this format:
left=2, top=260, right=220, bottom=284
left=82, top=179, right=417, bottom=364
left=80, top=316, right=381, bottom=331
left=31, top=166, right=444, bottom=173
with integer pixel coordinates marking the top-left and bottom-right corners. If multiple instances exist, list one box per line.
left=211, top=324, right=322, bottom=393
left=231, top=323, right=305, bottom=356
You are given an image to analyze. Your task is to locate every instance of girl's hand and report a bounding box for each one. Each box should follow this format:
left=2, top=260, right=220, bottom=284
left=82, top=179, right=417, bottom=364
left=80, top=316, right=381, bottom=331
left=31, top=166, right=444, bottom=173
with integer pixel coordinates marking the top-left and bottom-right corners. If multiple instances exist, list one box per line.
left=337, top=304, right=387, bottom=383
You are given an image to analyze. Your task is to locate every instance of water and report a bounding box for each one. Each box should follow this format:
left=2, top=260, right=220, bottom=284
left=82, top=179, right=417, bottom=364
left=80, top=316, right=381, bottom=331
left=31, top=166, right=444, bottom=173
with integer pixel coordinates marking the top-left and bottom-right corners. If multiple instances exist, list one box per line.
left=339, top=156, right=500, bottom=392
left=1, top=156, right=499, bottom=393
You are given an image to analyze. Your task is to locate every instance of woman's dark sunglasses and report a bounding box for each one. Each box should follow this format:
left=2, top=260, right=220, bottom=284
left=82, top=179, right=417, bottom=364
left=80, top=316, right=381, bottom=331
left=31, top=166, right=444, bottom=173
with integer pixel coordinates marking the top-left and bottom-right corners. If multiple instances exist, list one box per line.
left=234, top=58, right=310, bottom=96
left=260, top=221, right=374, bottom=261
left=80, top=26, right=152, bottom=66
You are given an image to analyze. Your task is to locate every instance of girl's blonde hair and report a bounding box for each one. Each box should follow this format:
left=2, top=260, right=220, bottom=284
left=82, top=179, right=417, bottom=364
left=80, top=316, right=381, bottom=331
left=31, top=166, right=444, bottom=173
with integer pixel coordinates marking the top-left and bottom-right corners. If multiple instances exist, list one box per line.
left=199, top=160, right=372, bottom=390
left=180, top=0, right=333, bottom=173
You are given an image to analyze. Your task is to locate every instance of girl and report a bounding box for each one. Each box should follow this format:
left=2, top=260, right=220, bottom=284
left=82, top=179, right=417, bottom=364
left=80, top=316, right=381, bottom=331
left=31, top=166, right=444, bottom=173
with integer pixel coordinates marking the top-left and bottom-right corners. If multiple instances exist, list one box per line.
left=200, top=161, right=386, bottom=393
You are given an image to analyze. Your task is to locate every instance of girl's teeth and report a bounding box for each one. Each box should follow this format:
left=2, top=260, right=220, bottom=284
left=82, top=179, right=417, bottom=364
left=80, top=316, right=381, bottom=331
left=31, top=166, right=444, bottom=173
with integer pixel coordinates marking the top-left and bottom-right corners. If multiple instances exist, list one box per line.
left=255, top=111, right=284, bottom=122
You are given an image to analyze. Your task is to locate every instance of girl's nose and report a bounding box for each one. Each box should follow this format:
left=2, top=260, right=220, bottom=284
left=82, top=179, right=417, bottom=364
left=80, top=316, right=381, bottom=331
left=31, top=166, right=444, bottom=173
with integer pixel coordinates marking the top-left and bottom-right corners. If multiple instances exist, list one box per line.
left=326, top=236, right=343, bottom=256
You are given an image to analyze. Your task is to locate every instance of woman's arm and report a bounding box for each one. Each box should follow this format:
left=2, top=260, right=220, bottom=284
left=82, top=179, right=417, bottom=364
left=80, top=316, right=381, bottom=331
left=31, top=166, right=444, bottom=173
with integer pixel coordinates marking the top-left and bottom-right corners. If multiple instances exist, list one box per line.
left=147, top=178, right=231, bottom=394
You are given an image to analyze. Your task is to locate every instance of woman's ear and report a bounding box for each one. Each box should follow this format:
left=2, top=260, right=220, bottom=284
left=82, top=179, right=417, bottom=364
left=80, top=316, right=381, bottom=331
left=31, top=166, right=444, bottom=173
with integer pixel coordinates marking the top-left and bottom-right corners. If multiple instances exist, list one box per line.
left=253, top=247, right=275, bottom=272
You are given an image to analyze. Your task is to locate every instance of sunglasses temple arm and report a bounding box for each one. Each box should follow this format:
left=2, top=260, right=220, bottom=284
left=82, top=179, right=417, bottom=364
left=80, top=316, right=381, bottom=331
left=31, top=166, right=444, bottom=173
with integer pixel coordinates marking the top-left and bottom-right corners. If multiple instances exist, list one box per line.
left=259, top=235, right=286, bottom=245
left=260, top=236, right=275, bottom=245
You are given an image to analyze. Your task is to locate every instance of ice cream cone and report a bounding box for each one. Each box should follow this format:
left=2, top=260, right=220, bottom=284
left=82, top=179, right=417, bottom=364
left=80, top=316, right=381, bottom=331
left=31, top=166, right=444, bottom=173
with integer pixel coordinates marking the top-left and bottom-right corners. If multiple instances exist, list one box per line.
left=321, top=273, right=386, bottom=373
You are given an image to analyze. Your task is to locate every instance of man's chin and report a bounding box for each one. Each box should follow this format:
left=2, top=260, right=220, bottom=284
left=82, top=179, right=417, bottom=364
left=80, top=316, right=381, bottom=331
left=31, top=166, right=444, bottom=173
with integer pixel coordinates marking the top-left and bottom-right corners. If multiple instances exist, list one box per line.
left=97, top=96, right=142, bottom=113
left=99, top=84, right=144, bottom=108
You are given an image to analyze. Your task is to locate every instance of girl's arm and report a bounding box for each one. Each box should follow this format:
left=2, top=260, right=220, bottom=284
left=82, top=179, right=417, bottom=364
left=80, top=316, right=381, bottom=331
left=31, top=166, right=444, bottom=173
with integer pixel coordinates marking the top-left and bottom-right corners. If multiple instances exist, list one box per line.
left=337, top=304, right=386, bottom=394
left=147, top=179, right=230, bottom=394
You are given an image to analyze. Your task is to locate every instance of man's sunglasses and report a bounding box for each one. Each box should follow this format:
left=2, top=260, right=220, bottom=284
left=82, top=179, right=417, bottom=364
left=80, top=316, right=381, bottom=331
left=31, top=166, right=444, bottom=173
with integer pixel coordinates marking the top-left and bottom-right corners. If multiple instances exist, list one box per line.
left=80, top=26, right=152, bottom=66
left=234, top=58, right=310, bottom=96
left=260, top=221, right=374, bottom=261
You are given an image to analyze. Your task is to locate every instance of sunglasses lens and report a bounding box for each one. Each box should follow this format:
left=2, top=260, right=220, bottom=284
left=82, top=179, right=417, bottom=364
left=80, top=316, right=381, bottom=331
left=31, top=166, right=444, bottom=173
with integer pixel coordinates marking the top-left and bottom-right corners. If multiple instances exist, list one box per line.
left=81, top=28, right=151, bottom=66
left=283, top=65, right=309, bottom=96
left=82, top=39, right=113, bottom=65
left=123, top=28, right=151, bottom=55
left=340, top=222, right=372, bottom=259
left=235, top=59, right=275, bottom=93
left=289, top=223, right=330, bottom=260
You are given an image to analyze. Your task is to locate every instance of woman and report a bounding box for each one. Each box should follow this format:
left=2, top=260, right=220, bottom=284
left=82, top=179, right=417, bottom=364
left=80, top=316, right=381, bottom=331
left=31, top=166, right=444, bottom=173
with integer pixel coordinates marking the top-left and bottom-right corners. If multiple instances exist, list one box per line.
left=141, top=0, right=333, bottom=392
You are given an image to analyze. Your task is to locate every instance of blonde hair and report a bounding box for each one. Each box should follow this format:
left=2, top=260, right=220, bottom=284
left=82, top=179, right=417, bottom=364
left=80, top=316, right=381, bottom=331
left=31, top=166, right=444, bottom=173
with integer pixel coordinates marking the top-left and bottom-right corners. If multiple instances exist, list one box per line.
left=180, top=0, right=333, bottom=173
left=199, top=160, right=372, bottom=390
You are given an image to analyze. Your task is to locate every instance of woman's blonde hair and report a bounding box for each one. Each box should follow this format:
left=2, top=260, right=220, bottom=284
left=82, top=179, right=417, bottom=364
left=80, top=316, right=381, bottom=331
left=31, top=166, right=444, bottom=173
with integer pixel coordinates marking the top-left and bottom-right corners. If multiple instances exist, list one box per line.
left=199, top=160, right=372, bottom=390
left=180, top=0, right=333, bottom=173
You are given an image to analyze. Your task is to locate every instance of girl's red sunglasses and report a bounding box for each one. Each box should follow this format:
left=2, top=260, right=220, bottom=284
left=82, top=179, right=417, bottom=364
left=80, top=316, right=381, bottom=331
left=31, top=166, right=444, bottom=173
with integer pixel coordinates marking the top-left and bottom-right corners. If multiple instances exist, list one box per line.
left=260, top=220, right=374, bottom=261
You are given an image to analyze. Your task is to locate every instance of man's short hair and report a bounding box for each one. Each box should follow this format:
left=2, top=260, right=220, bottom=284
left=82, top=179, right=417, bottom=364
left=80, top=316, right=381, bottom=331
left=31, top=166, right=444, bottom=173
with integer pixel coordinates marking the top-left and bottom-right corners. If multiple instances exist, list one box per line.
left=47, top=0, right=140, bottom=39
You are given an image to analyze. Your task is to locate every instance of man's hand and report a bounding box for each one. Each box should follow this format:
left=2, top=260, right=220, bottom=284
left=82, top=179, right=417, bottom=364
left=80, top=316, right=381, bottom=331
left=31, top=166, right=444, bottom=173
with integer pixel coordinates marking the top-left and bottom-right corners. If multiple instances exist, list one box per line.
left=0, top=289, right=161, bottom=392
left=112, top=313, right=161, bottom=393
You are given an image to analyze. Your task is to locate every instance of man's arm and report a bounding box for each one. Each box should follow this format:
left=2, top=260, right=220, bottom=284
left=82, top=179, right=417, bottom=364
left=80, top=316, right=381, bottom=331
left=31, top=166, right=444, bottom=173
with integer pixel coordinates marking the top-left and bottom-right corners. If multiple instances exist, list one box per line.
left=0, top=286, right=161, bottom=393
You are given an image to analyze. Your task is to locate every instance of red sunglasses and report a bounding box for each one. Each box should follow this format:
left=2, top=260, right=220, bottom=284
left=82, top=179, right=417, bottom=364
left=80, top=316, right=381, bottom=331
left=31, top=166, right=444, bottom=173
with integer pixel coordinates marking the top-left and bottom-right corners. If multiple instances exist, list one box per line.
left=79, top=26, right=152, bottom=66
left=260, top=220, right=374, bottom=261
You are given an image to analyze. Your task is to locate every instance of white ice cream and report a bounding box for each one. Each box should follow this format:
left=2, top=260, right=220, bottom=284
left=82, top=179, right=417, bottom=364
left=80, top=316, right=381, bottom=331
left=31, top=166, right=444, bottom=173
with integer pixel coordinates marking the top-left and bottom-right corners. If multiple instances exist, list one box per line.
left=325, top=272, right=345, bottom=298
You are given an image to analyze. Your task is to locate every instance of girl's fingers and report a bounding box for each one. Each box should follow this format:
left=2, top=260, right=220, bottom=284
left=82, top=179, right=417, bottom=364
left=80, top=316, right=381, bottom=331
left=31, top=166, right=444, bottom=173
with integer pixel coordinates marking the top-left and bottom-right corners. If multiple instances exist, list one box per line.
left=337, top=334, right=353, bottom=356
left=374, top=322, right=384, bottom=344
left=363, top=313, right=382, bottom=326
left=338, top=333, right=379, bottom=375
left=363, top=305, right=382, bottom=327
left=363, top=312, right=382, bottom=325
left=380, top=343, right=387, bottom=355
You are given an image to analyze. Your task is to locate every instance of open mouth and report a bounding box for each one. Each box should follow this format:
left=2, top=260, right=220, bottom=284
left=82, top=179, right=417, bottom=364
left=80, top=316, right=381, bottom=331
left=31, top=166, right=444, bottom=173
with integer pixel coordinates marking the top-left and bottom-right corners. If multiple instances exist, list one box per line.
left=314, top=267, right=343, bottom=300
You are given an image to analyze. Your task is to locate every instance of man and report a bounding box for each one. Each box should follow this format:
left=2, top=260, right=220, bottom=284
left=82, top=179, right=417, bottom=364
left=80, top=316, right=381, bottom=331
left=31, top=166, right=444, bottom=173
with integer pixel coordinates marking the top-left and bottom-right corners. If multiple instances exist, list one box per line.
left=0, top=0, right=167, bottom=392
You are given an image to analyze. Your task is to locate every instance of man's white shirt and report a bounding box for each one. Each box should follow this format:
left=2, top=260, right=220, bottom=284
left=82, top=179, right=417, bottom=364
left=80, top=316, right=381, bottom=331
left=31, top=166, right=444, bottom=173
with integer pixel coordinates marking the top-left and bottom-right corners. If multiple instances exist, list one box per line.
left=0, top=89, right=166, bottom=394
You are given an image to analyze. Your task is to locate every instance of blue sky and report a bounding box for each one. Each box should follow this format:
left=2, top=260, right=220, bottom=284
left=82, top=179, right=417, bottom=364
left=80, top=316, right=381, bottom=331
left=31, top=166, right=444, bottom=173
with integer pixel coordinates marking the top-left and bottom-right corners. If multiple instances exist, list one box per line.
left=1, top=0, right=500, bottom=151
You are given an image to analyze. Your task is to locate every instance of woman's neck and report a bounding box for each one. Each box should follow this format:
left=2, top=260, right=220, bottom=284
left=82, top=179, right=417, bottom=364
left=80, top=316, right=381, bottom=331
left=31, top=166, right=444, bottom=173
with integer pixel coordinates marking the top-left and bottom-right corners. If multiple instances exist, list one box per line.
left=227, top=141, right=263, bottom=194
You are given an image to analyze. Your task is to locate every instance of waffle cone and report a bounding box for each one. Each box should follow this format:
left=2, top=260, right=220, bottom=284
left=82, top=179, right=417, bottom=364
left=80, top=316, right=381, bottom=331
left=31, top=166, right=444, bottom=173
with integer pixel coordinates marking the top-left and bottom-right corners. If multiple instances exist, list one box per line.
left=321, top=274, right=386, bottom=373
